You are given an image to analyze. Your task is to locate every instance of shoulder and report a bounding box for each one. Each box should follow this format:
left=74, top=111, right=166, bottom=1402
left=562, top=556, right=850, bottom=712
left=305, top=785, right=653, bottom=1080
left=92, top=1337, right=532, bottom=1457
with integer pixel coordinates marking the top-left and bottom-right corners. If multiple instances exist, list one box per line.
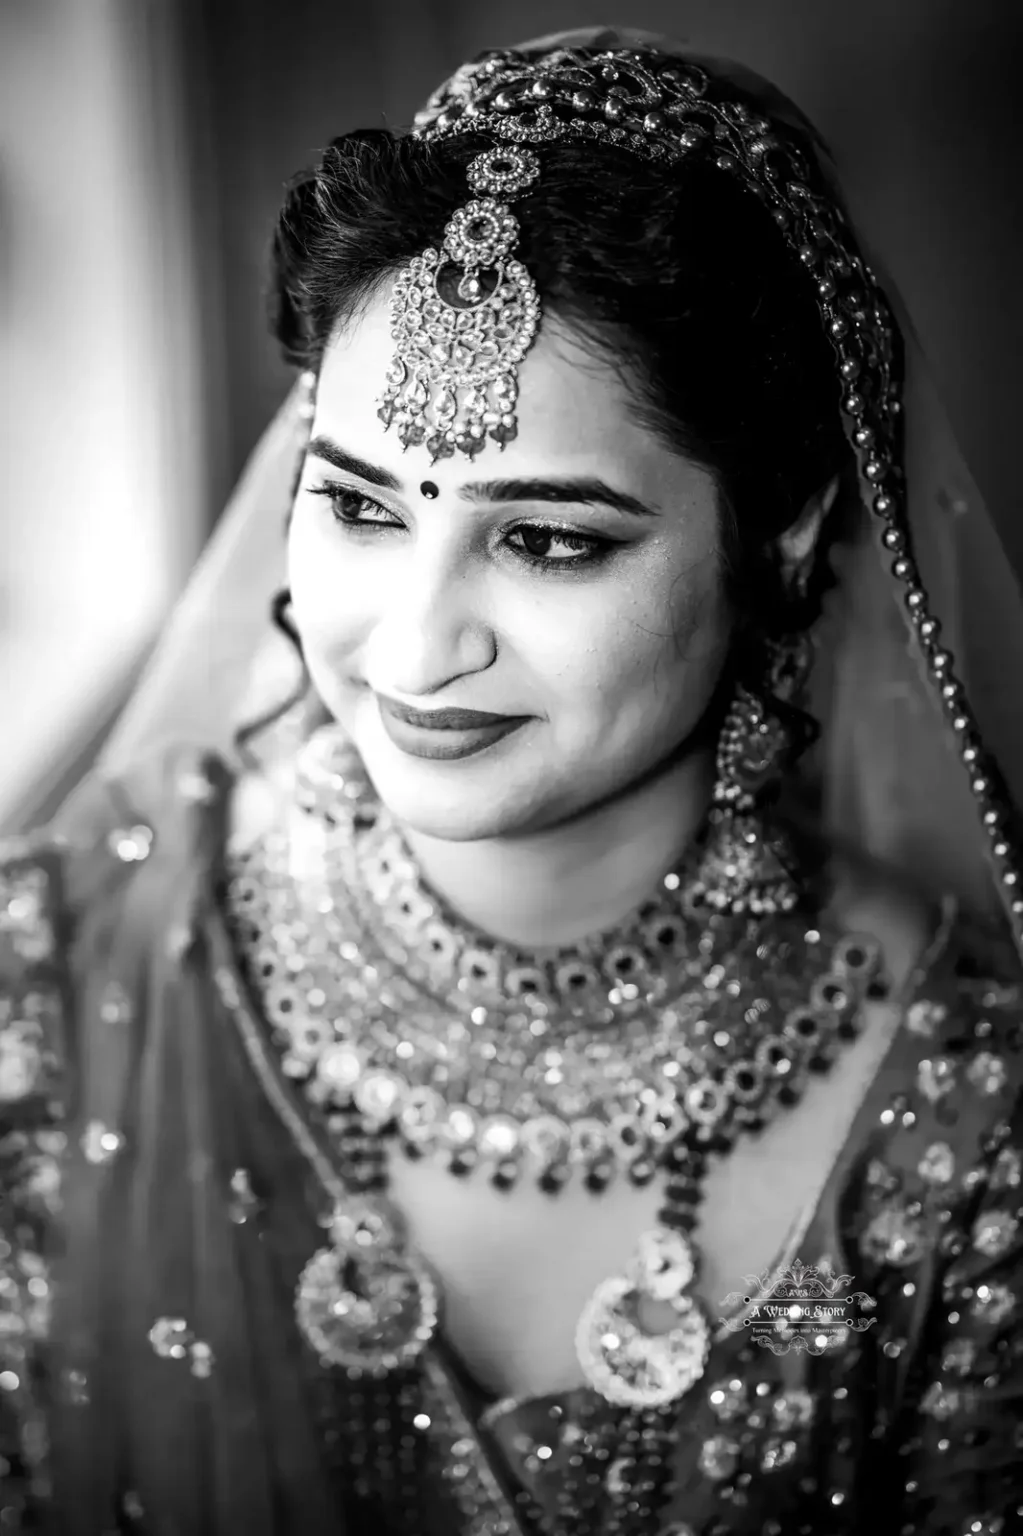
left=36, top=744, right=238, bottom=910
left=819, top=840, right=1023, bottom=1184
left=821, top=836, right=1023, bottom=1017
left=0, top=744, right=238, bottom=1112
left=822, top=843, right=947, bottom=1001
left=889, top=878, right=1023, bottom=1099
left=832, top=865, right=1023, bottom=1275
left=1, top=743, right=238, bottom=1000
left=50, top=741, right=235, bottom=849
left=900, top=908, right=1023, bottom=1144
left=833, top=846, right=1023, bottom=1125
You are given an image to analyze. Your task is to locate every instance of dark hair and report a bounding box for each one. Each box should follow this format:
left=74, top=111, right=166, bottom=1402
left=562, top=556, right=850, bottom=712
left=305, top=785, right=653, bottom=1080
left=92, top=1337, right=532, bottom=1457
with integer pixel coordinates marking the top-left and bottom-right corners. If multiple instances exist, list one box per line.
left=266, top=128, right=858, bottom=767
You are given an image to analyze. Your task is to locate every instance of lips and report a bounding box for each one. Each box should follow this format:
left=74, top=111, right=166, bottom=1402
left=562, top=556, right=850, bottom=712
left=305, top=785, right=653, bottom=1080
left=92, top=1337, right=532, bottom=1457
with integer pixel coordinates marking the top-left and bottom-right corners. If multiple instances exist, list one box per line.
left=376, top=694, right=528, bottom=761
left=379, top=697, right=524, bottom=731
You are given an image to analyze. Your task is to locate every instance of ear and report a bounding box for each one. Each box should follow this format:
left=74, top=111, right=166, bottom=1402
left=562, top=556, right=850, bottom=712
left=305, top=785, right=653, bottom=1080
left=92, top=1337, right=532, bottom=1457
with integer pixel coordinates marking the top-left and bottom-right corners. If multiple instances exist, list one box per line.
left=777, top=473, right=841, bottom=577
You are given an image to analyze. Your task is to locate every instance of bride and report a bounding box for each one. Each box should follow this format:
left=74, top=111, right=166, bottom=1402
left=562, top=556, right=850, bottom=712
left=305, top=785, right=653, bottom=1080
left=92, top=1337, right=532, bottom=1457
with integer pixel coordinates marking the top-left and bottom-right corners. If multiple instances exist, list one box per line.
left=1, top=26, right=1020, bottom=1536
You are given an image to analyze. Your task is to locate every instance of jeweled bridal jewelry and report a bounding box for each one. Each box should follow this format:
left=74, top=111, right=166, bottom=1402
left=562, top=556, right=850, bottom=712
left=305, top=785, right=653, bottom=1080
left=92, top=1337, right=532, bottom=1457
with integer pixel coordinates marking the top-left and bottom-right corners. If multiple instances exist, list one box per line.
left=294, top=1196, right=440, bottom=1375
left=224, top=726, right=883, bottom=1204
left=693, top=636, right=814, bottom=915
left=378, top=144, right=542, bottom=462
left=222, top=722, right=888, bottom=1409
left=576, top=1227, right=711, bottom=1408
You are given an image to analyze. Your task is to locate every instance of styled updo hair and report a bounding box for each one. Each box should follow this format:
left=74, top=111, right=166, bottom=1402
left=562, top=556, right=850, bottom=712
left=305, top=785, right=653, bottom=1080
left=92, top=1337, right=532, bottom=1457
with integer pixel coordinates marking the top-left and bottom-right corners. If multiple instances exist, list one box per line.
left=268, top=128, right=858, bottom=769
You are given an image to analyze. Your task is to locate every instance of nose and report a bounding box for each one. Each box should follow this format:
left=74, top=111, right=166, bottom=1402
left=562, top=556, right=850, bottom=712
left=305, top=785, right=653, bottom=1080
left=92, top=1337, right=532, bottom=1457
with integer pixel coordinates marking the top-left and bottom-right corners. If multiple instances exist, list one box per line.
left=362, top=541, right=497, bottom=698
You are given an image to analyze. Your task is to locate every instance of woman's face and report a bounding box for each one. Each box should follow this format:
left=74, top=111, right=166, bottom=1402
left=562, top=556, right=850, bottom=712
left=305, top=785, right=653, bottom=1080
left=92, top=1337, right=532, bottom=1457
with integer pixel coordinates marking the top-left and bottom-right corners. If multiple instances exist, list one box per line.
left=288, top=291, right=732, bottom=842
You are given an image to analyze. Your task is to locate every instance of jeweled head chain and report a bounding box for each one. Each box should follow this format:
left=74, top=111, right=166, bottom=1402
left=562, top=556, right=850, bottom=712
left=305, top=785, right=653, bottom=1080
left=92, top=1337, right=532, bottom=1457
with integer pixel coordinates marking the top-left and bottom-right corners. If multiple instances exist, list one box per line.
left=364, top=43, right=1023, bottom=944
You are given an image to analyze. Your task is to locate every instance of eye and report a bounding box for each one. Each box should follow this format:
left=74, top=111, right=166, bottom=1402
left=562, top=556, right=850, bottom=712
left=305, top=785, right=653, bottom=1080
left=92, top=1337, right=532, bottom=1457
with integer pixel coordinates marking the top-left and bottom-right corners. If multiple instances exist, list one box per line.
left=506, top=523, right=609, bottom=567
left=308, top=482, right=401, bottom=528
left=306, top=483, right=611, bottom=571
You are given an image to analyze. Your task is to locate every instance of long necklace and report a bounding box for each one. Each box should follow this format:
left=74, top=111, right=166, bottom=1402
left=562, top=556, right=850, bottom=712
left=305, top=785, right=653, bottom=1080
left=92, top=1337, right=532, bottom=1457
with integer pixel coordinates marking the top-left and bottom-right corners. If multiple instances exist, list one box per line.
left=222, top=725, right=885, bottom=1417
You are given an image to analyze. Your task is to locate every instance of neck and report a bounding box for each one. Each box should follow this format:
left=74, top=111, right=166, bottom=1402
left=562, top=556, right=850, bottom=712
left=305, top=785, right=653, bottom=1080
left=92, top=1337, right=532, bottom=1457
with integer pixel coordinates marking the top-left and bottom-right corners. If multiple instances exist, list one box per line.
left=400, top=748, right=715, bottom=949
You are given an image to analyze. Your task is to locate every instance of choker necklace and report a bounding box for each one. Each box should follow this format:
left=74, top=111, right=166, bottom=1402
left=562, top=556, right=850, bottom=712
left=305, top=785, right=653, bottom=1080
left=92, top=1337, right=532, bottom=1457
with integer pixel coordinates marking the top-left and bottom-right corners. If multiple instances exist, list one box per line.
left=221, top=725, right=886, bottom=1409
left=226, top=726, right=881, bottom=1195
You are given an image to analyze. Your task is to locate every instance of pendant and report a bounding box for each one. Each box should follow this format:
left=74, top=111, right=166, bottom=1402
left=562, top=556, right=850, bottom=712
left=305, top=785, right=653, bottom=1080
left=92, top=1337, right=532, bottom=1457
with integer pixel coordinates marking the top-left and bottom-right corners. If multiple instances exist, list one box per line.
left=575, top=1228, right=711, bottom=1408
left=295, top=1197, right=440, bottom=1376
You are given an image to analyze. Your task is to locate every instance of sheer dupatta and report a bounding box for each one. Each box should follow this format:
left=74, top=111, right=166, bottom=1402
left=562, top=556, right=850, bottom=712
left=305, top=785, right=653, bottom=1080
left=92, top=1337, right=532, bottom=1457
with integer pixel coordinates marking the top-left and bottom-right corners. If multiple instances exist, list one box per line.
left=44, top=751, right=352, bottom=1534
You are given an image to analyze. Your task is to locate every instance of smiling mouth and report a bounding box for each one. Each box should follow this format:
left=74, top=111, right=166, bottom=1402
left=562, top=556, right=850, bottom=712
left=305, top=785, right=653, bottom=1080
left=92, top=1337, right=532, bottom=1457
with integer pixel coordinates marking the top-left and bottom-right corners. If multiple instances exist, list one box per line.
left=376, top=694, right=529, bottom=761
left=378, top=696, right=526, bottom=731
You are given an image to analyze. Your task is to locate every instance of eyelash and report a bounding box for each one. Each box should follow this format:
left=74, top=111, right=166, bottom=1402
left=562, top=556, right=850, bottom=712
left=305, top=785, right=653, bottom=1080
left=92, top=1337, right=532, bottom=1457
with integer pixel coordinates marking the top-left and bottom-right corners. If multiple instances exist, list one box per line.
left=307, top=482, right=613, bottom=571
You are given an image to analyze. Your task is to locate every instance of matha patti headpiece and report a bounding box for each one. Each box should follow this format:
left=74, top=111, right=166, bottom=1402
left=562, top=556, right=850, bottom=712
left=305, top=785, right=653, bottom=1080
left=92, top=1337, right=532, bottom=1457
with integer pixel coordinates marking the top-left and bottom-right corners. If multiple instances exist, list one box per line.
left=379, top=48, right=831, bottom=467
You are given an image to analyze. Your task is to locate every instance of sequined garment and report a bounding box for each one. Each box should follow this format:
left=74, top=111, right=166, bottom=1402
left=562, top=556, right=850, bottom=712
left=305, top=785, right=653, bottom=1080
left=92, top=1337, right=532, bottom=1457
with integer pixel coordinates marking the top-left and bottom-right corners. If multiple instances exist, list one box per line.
left=0, top=748, right=1022, bottom=1536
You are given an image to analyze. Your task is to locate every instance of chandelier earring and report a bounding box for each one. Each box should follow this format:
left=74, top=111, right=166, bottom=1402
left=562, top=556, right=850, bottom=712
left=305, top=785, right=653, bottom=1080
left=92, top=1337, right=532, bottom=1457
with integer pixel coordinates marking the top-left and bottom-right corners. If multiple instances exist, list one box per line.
left=687, top=632, right=815, bottom=916
left=715, top=634, right=813, bottom=808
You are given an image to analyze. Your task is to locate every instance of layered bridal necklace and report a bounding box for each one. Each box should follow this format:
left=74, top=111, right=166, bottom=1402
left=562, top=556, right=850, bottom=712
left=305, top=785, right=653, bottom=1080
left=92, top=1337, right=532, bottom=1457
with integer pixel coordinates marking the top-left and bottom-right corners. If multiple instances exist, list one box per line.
left=222, top=725, right=884, bottom=1411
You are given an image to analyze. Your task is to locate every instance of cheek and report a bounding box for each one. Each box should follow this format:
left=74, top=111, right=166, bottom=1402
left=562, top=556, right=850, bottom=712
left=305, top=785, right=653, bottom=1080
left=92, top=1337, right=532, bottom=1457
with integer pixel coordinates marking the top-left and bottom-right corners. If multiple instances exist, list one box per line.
left=287, top=515, right=362, bottom=654
left=537, top=563, right=728, bottom=715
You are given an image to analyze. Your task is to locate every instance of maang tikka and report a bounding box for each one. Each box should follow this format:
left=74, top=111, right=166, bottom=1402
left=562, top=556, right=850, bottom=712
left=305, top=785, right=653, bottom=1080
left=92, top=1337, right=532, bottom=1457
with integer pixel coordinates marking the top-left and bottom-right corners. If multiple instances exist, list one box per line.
left=377, top=145, right=542, bottom=462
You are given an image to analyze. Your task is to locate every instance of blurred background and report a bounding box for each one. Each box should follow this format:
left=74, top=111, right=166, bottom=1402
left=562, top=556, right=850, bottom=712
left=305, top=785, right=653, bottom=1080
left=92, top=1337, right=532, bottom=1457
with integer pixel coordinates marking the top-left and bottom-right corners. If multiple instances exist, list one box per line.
left=1, top=0, right=1021, bottom=832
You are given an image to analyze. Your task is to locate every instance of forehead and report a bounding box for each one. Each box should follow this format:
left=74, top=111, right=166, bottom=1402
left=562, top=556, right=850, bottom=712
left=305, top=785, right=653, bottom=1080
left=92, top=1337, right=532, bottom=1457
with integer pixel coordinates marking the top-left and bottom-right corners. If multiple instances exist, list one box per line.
left=314, top=288, right=711, bottom=508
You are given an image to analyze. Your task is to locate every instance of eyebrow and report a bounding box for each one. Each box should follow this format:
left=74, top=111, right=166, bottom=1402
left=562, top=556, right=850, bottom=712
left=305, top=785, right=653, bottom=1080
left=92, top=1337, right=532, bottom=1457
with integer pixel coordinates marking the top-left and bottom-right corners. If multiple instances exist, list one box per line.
left=309, top=437, right=402, bottom=491
left=308, top=435, right=659, bottom=520
left=461, top=476, right=658, bottom=520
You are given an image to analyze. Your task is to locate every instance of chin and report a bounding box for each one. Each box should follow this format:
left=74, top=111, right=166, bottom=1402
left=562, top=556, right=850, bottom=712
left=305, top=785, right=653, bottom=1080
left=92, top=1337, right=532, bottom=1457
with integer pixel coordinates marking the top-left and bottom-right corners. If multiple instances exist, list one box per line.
left=384, top=798, right=513, bottom=843
left=359, top=750, right=538, bottom=841
left=350, top=736, right=557, bottom=847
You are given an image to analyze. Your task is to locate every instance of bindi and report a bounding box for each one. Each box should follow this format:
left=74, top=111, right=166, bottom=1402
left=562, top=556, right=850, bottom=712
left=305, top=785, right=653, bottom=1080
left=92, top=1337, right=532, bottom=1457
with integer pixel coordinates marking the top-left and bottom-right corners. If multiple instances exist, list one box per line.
left=420, top=480, right=439, bottom=500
